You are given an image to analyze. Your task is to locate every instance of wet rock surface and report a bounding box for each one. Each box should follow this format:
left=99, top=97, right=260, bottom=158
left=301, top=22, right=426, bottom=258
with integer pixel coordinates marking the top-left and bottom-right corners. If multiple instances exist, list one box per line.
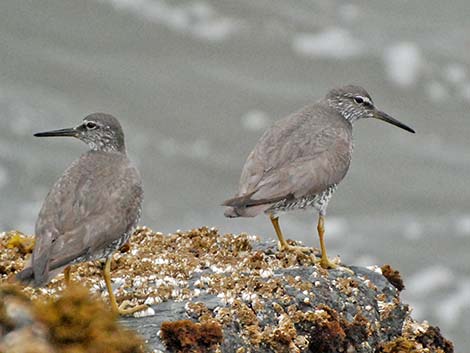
left=0, top=227, right=454, bottom=353
left=121, top=263, right=410, bottom=352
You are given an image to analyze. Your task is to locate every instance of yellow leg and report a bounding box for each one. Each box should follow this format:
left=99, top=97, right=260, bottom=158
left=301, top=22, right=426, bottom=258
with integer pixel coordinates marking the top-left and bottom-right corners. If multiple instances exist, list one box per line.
left=64, top=266, right=71, bottom=286
left=270, top=215, right=290, bottom=250
left=317, top=214, right=338, bottom=269
left=103, top=256, right=148, bottom=316
left=270, top=215, right=311, bottom=253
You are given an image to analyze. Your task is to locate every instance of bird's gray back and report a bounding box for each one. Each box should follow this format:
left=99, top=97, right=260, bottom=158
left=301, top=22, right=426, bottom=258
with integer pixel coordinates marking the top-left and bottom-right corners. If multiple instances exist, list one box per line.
left=32, top=150, right=143, bottom=284
left=237, top=100, right=353, bottom=203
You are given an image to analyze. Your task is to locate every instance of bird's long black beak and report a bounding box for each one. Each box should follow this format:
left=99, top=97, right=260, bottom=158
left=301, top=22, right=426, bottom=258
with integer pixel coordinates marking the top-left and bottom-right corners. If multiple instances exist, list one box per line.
left=374, top=110, right=415, bottom=133
left=34, top=127, right=78, bottom=138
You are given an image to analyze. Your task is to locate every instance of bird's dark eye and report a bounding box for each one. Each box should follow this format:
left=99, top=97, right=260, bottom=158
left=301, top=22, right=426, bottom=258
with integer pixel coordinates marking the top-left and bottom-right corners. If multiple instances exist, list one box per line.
left=354, top=96, right=372, bottom=107
left=353, top=96, right=364, bottom=104
left=85, top=122, right=97, bottom=130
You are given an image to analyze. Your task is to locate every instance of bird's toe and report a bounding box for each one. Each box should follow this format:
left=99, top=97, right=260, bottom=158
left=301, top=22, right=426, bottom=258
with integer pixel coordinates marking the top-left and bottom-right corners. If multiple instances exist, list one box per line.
left=117, top=301, right=148, bottom=316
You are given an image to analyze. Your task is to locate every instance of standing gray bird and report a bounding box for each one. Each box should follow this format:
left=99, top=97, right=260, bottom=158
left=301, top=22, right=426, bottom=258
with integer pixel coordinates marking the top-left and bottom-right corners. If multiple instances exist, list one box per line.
left=223, top=85, right=415, bottom=269
left=16, top=113, right=146, bottom=315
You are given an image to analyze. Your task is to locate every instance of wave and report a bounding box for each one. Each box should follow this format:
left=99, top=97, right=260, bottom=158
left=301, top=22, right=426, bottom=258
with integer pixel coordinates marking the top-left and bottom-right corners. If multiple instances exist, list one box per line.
left=97, top=0, right=243, bottom=41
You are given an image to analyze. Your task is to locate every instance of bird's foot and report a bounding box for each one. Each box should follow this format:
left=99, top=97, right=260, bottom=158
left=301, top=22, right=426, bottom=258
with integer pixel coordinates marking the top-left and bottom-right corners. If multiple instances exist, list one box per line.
left=116, top=300, right=148, bottom=316
left=317, top=255, right=339, bottom=269
left=316, top=256, right=354, bottom=275
left=279, top=243, right=315, bottom=255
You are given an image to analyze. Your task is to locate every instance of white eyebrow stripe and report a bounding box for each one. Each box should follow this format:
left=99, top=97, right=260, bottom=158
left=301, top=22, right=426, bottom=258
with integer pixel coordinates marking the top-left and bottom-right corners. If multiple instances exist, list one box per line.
left=354, top=95, right=373, bottom=105
left=362, top=96, right=372, bottom=104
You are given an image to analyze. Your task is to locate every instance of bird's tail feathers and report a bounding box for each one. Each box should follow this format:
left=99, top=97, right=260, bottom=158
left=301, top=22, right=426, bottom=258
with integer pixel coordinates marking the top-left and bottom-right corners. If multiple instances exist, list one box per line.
left=15, top=267, right=34, bottom=285
left=223, top=192, right=260, bottom=218
left=224, top=206, right=241, bottom=218
left=16, top=266, right=54, bottom=288
left=223, top=191, right=283, bottom=218
left=222, top=192, right=257, bottom=208
left=224, top=204, right=271, bottom=218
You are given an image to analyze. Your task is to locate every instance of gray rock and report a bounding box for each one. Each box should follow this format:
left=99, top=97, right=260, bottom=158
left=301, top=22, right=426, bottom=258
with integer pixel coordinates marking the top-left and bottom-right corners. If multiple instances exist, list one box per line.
left=120, top=260, right=415, bottom=352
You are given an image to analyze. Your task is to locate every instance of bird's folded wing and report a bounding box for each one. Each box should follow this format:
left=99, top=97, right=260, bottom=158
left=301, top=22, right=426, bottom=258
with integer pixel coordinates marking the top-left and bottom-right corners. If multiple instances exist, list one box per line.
left=253, top=147, right=349, bottom=202
left=236, top=120, right=351, bottom=200
left=231, top=145, right=350, bottom=208
left=47, top=206, right=131, bottom=270
left=32, top=159, right=142, bottom=281
left=48, top=175, right=143, bottom=269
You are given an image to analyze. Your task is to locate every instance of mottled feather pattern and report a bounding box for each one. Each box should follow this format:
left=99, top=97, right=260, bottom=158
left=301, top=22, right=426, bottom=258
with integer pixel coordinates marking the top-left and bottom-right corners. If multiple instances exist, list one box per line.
left=268, top=184, right=337, bottom=215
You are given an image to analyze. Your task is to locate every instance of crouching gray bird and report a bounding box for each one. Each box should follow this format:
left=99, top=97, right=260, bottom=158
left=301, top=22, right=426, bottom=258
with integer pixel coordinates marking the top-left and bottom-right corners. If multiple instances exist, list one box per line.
left=16, top=113, right=146, bottom=315
left=223, top=85, right=415, bottom=269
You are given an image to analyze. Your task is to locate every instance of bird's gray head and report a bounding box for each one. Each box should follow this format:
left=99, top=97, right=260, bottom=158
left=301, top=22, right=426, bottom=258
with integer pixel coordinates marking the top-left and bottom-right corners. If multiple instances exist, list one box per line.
left=34, top=113, right=126, bottom=153
left=326, top=85, right=415, bottom=133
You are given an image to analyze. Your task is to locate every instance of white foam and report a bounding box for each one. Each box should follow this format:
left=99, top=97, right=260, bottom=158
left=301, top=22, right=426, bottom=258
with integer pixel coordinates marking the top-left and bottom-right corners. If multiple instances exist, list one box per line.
left=98, top=0, right=241, bottom=41
left=425, top=81, right=448, bottom=102
left=403, top=220, right=424, bottom=240
left=455, top=216, right=470, bottom=236
left=384, top=42, right=423, bottom=87
left=436, top=280, right=470, bottom=327
left=240, top=110, right=271, bottom=132
left=292, top=28, right=364, bottom=59
left=444, top=63, right=466, bottom=84
left=406, top=266, right=455, bottom=295
left=325, top=217, right=347, bottom=237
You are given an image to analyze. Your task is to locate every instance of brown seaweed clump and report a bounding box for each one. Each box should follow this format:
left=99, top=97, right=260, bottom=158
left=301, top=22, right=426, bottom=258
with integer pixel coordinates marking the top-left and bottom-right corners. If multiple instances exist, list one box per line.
left=0, top=283, right=146, bottom=353
left=416, top=326, right=454, bottom=353
left=282, top=304, right=369, bottom=353
left=160, top=319, right=223, bottom=353
left=35, top=284, right=146, bottom=353
left=378, top=319, right=454, bottom=353
left=381, top=264, right=405, bottom=292
left=378, top=337, right=418, bottom=353
left=5, top=231, right=35, bottom=256
left=304, top=305, right=347, bottom=352
left=0, top=231, right=33, bottom=280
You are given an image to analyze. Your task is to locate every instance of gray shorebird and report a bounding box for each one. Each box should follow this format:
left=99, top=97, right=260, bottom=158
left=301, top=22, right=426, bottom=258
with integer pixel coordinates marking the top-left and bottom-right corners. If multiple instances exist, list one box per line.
left=16, top=113, right=146, bottom=315
left=223, top=85, right=415, bottom=269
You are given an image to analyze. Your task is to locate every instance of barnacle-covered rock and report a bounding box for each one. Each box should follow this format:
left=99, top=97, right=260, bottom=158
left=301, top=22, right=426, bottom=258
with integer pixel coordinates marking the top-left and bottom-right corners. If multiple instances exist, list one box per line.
left=1, top=227, right=454, bottom=353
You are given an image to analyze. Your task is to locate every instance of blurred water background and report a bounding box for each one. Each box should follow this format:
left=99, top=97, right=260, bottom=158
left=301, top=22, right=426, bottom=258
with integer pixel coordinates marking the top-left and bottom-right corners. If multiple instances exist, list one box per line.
left=0, top=0, right=469, bottom=350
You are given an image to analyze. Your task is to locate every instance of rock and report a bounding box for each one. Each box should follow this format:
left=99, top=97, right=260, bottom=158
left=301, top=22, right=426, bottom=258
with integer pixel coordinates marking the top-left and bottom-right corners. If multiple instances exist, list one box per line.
left=0, top=284, right=145, bottom=353
left=116, top=228, right=452, bottom=353
left=121, top=262, right=449, bottom=352
left=1, top=227, right=454, bottom=353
